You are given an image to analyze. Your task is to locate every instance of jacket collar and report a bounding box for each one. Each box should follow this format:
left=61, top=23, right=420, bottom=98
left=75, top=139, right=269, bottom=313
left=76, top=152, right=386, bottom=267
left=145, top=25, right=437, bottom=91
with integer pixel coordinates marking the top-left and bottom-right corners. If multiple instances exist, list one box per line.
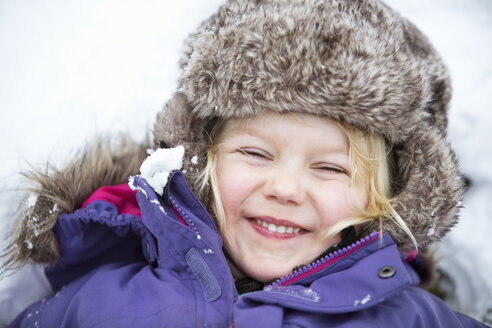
left=131, top=171, right=223, bottom=251
left=239, top=232, right=421, bottom=314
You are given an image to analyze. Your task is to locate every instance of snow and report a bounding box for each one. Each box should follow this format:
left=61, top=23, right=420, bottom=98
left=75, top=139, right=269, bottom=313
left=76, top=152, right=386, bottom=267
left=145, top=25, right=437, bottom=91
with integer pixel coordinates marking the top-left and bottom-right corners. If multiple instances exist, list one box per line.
left=25, top=240, right=33, bottom=250
left=264, top=285, right=321, bottom=303
left=128, top=176, right=148, bottom=199
left=48, top=204, right=57, bottom=215
left=26, top=195, right=37, bottom=208
left=427, top=223, right=437, bottom=237
left=0, top=0, right=491, bottom=326
left=354, top=294, right=372, bottom=307
left=136, top=145, right=184, bottom=196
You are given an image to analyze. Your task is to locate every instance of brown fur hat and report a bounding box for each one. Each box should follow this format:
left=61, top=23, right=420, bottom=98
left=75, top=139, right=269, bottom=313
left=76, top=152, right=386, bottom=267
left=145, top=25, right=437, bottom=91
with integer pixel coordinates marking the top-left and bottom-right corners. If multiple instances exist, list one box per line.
left=154, top=0, right=464, bottom=251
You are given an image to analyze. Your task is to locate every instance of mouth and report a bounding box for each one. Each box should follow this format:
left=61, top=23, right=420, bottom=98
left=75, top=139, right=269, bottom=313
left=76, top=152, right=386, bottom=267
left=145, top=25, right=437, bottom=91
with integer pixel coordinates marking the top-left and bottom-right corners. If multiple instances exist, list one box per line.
left=248, top=217, right=305, bottom=239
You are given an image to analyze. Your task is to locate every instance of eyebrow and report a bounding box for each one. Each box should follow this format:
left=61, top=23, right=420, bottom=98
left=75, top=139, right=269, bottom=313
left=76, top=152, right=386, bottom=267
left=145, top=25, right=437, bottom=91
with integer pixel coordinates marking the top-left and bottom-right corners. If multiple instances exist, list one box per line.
left=316, top=145, right=349, bottom=155
left=222, top=125, right=260, bottom=139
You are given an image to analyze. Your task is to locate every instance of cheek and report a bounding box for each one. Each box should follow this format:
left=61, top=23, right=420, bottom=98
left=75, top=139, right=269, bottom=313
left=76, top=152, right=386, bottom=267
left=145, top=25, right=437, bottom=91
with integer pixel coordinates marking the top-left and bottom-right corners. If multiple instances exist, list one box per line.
left=318, top=185, right=367, bottom=227
left=216, top=161, right=251, bottom=219
left=350, top=184, right=369, bottom=212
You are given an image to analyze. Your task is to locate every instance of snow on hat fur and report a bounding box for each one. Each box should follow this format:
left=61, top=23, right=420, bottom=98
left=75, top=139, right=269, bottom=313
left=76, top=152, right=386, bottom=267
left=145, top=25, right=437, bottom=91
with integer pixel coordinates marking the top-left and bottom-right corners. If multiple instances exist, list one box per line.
left=153, top=0, right=464, bottom=251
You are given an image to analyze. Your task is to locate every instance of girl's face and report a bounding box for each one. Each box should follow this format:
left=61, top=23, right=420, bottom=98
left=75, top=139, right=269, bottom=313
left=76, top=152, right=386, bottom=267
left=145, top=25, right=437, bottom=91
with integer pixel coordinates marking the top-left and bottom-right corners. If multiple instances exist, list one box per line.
left=216, top=112, right=367, bottom=282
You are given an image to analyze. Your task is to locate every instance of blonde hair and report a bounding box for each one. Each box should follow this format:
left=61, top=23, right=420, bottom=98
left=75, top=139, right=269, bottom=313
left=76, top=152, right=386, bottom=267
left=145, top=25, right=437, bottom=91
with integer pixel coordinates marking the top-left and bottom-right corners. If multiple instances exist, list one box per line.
left=199, top=117, right=417, bottom=249
left=329, top=123, right=416, bottom=249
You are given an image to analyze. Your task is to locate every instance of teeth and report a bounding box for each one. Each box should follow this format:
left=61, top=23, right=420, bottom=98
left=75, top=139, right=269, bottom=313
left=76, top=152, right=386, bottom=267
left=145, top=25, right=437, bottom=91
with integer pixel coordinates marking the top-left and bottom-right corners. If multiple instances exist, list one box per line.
left=255, top=219, right=300, bottom=234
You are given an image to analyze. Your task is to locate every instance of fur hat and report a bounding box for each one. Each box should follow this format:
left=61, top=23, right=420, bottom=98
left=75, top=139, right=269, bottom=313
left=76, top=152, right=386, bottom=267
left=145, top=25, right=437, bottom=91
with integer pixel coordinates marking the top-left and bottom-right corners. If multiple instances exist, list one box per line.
left=153, top=0, right=464, bottom=251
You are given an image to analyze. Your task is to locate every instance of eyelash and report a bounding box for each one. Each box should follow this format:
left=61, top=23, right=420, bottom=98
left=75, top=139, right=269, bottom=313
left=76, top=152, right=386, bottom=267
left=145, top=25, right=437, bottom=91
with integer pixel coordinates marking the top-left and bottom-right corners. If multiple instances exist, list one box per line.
left=315, top=165, right=346, bottom=174
left=238, top=148, right=268, bottom=159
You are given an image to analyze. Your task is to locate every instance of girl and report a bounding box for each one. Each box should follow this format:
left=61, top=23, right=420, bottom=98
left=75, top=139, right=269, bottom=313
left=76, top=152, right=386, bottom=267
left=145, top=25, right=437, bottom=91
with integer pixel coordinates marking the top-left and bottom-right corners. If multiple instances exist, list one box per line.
left=3, top=0, right=488, bottom=326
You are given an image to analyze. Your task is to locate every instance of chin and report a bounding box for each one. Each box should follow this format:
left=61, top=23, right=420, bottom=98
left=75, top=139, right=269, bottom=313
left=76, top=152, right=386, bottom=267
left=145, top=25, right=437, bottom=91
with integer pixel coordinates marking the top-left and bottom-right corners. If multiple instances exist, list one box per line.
left=243, top=262, right=294, bottom=283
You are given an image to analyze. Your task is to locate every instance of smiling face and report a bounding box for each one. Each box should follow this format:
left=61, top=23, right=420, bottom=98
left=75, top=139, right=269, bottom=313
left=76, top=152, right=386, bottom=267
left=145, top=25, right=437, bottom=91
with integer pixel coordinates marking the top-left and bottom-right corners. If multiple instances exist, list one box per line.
left=215, top=112, right=368, bottom=282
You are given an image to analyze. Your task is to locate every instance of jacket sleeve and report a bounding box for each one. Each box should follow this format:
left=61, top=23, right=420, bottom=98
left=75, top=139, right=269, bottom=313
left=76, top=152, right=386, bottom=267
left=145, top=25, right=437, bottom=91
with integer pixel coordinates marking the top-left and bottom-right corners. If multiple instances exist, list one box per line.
left=44, top=183, right=148, bottom=291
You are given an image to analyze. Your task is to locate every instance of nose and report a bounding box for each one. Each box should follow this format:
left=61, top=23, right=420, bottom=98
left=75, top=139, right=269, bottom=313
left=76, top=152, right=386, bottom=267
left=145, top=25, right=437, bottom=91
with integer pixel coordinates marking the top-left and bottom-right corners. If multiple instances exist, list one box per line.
left=263, top=164, right=306, bottom=205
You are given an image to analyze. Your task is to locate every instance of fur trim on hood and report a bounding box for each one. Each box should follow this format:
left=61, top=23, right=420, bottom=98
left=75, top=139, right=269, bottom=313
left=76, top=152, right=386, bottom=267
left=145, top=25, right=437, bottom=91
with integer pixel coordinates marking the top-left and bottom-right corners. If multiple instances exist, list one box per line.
left=153, top=0, right=464, bottom=251
left=2, top=138, right=147, bottom=271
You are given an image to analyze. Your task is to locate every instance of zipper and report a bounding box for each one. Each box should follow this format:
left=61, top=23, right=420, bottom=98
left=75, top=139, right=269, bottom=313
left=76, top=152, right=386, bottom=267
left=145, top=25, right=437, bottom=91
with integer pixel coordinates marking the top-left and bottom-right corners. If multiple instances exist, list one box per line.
left=169, top=196, right=201, bottom=239
left=168, top=193, right=380, bottom=288
left=269, top=231, right=380, bottom=287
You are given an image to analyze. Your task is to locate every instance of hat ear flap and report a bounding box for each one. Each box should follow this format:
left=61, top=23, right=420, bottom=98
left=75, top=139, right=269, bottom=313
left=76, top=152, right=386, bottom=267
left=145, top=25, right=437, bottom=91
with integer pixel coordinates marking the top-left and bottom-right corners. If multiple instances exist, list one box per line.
left=153, top=92, right=208, bottom=194
left=359, top=126, right=464, bottom=251
left=154, top=92, right=195, bottom=149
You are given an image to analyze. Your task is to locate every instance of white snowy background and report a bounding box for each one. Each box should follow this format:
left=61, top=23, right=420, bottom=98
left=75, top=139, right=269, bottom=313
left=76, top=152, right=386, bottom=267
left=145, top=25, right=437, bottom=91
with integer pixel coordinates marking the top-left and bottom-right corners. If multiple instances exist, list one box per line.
left=0, top=0, right=491, bottom=325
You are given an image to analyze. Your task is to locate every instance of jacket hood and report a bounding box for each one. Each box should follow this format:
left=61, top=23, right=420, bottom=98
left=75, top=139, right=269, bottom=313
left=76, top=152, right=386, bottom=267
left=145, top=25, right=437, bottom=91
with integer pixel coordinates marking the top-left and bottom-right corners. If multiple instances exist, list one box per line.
left=153, top=0, right=464, bottom=251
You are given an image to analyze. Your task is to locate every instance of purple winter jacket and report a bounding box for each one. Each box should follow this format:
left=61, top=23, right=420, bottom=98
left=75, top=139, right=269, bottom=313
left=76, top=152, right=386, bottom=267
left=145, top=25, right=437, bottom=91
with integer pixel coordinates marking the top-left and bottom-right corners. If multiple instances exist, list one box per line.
left=8, top=171, right=488, bottom=327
